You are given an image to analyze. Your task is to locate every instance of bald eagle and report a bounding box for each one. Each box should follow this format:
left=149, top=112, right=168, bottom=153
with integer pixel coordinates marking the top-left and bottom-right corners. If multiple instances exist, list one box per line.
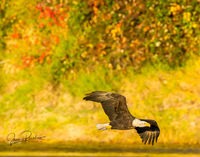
left=83, top=91, right=160, bottom=145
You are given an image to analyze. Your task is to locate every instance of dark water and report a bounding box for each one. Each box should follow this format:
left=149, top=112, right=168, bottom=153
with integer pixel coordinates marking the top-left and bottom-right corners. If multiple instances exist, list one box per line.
left=1, top=142, right=200, bottom=156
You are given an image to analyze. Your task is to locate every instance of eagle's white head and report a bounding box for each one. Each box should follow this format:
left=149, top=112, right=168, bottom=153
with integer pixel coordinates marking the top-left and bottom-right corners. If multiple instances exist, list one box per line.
left=132, top=118, right=148, bottom=127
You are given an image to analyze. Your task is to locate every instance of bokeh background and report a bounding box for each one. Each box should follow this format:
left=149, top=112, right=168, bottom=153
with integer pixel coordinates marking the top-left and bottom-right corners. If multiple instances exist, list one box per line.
left=0, top=0, right=200, bottom=148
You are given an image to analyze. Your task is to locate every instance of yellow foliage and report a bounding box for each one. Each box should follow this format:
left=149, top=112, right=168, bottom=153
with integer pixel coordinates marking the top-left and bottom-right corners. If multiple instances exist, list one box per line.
left=87, top=44, right=93, bottom=49
left=143, top=26, right=150, bottom=32
left=169, top=3, right=182, bottom=15
left=191, top=22, right=198, bottom=28
left=183, top=12, right=191, bottom=22
left=101, top=51, right=107, bottom=55
left=111, top=24, right=122, bottom=40
left=81, top=51, right=88, bottom=58
left=130, top=40, right=140, bottom=48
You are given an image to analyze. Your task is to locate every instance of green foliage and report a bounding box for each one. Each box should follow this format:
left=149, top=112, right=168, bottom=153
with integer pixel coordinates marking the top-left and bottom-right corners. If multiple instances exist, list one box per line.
left=64, top=66, right=122, bottom=96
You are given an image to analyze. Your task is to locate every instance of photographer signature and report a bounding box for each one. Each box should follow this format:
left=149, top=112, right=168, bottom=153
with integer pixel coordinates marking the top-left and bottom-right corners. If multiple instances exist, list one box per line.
left=7, top=130, right=46, bottom=146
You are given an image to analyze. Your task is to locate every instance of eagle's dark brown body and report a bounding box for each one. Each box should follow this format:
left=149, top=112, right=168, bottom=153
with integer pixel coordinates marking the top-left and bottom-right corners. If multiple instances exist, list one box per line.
left=83, top=91, right=160, bottom=145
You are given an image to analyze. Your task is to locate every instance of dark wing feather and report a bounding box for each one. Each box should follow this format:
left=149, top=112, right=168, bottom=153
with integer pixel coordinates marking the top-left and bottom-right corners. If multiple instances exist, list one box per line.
left=135, top=120, right=160, bottom=145
left=83, top=91, right=131, bottom=121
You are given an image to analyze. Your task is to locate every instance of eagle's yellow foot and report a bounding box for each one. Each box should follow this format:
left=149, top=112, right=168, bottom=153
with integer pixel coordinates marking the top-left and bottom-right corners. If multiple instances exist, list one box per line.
left=106, top=125, right=112, bottom=129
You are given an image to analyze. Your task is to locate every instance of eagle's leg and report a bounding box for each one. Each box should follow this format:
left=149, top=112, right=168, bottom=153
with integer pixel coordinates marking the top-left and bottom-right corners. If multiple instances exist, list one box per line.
left=96, top=123, right=111, bottom=130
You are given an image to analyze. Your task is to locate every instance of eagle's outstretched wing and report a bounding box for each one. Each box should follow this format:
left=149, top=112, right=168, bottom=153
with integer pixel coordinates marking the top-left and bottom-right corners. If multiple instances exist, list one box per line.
left=83, top=91, right=131, bottom=121
left=135, top=119, right=160, bottom=145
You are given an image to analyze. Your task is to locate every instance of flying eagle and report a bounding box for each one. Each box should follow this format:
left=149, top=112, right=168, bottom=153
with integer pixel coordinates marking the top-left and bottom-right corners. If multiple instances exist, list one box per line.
left=83, top=91, right=160, bottom=145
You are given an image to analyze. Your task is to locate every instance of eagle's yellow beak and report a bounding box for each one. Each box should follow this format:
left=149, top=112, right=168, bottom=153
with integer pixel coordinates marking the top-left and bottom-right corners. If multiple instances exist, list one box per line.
left=145, top=122, right=150, bottom=127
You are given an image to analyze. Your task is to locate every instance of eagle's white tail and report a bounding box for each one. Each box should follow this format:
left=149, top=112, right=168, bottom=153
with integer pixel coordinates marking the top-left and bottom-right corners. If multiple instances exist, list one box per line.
left=96, top=123, right=110, bottom=130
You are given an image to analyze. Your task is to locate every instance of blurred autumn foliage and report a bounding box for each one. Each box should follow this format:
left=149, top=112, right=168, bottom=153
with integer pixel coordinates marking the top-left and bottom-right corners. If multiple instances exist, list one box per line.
left=1, top=0, right=200, bottom=84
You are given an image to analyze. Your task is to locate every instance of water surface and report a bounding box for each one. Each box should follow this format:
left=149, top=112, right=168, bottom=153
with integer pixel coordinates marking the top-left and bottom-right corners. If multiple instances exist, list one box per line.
left=1, top=142, right=200, bottom=156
